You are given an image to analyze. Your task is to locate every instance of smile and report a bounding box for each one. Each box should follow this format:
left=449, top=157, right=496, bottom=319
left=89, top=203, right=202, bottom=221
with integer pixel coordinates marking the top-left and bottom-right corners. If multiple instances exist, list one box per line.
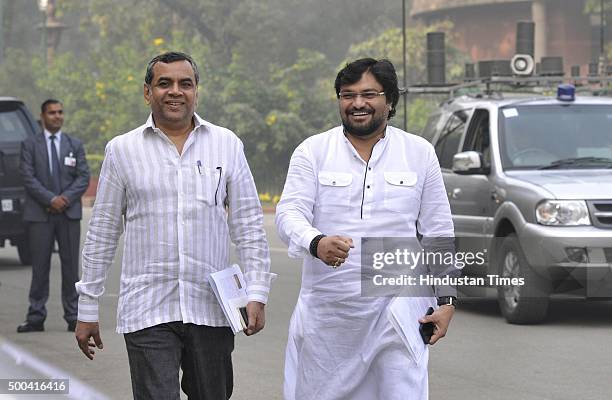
left=349, top=111, right=372, bottom=116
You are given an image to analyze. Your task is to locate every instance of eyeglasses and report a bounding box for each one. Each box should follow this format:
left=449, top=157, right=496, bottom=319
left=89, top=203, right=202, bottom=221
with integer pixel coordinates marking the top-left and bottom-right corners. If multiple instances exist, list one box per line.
left=337, top=91, right=385, bottom=101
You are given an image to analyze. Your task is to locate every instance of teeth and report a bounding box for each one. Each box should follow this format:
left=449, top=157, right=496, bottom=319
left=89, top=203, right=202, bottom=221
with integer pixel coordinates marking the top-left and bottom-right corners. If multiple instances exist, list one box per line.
left=352, top=112, right=369, bottom=116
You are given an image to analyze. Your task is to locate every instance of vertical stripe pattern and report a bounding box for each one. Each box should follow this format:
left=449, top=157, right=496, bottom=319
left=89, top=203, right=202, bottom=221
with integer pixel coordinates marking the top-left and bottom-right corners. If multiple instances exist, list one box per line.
left=76, top=114, right=274, bottom=334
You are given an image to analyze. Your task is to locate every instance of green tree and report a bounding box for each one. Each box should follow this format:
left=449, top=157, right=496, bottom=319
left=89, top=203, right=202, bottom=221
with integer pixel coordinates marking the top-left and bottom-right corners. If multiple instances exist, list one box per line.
left=2, top=0, right=466, bottom=193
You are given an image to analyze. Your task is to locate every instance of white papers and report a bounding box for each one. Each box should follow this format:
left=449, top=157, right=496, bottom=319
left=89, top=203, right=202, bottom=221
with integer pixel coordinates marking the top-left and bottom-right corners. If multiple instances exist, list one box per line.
left=387, top=296, right=436, bottom=365
left=209, top=264, right=249, bottom=334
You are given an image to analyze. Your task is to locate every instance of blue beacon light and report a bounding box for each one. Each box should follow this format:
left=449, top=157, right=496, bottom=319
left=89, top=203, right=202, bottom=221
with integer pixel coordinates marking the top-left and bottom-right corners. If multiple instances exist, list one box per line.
left=557, top=84, right=576, bottom=102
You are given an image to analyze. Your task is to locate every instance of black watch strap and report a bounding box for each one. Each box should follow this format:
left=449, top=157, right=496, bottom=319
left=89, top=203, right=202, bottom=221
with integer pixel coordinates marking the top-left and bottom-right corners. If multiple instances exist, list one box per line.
left=437, top=296, right=457, bottom=307
left=309, top=234, right=326, bottom=259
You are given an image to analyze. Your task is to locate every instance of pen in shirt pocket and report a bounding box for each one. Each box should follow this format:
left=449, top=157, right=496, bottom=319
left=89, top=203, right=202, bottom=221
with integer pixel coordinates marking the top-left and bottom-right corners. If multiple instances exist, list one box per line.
left=197, top=160, right=202, bottom=175
left=215, top=166, right=222, bottom=206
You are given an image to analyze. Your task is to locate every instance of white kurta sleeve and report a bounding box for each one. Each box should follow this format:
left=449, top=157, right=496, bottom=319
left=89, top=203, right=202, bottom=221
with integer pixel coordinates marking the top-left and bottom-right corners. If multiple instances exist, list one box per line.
left=417, top=144, right=458, bottom=298
left=275, top=142, right=322, bottom=259
left=416, top=144, right=454, bottom=237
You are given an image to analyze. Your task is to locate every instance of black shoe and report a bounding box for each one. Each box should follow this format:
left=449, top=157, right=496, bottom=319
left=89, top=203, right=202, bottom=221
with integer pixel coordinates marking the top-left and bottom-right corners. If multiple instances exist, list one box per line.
left=67, top=321, right=77, bottom=332
left=17, top=321, right=44, bottom=333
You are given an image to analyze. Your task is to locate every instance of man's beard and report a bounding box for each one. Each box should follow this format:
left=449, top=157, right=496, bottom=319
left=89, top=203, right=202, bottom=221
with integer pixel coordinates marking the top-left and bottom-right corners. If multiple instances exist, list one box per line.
left=341, top=112, right=386, bottom=137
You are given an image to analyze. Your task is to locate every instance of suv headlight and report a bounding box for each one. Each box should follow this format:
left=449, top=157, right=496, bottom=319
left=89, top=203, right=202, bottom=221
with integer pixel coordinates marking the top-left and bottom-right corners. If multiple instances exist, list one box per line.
left=536, top=200, right=591, bottom=226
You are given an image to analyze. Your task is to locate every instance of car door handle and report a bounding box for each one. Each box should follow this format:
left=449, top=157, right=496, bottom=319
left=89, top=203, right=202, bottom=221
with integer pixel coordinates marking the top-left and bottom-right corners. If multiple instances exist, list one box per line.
left=450, top=188, right=461, bottom=199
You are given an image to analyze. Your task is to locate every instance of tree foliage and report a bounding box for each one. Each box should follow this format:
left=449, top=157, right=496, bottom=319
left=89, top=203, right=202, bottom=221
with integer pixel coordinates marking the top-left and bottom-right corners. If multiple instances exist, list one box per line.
left=0, top=0, right=469, bottom=193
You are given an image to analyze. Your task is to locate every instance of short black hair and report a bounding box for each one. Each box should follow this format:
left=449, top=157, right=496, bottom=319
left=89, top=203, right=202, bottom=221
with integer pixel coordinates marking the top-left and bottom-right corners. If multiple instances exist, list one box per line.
left=334, top=58, right=399, bottom=120
left=144, top=51, right=199, bottom=85
left=41, top=99, right=62, bottom=114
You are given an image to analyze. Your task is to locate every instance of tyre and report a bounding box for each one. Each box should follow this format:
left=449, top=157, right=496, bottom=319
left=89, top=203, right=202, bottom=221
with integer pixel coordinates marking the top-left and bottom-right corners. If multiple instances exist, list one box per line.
left=496, top=234, right=550, bottom=324
left=16, top=240, right=31, bottom=265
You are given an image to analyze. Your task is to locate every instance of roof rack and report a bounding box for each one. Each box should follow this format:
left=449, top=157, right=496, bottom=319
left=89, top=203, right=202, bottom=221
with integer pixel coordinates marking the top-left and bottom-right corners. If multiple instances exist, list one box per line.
left=401, top=76, right=612, bottom=99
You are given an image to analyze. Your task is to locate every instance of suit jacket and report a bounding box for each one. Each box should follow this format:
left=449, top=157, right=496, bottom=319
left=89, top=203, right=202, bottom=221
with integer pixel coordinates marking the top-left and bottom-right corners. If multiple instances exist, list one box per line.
left=20, top=131, right=90, bottom=222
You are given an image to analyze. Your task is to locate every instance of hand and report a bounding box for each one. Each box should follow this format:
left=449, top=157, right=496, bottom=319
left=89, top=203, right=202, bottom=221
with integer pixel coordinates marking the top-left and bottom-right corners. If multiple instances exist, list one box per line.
left=418, top=305, right=455, bottom=345
left=317, top=235, right=354, bottom=268
left=49, top=196, right=68, bottom=213
left=244, top=301, right=265, bottom=336
left=75, top=321, right=104, bottom=360
left=60, top=195, right=70, bottom=206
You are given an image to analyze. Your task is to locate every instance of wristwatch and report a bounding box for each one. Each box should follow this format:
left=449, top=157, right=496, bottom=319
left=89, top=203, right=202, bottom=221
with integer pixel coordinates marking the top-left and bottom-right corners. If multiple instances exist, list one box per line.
left=437, top=296, right=457, bottom=308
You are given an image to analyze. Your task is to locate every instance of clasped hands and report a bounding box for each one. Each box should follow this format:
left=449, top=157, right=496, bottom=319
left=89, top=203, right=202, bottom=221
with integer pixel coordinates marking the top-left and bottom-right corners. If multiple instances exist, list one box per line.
left=48, top=195, right=69, bottom=214
left=316, top=235, right=354, bottom=268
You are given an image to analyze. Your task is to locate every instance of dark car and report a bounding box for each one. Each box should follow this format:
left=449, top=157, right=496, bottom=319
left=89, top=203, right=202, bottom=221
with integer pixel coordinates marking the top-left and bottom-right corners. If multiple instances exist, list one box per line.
left=0, top=97, right=40, bottom=264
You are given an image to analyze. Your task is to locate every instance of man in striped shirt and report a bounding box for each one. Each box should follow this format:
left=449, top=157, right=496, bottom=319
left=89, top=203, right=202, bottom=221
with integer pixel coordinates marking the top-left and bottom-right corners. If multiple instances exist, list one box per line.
left=74, top=52, right=274, bottom=400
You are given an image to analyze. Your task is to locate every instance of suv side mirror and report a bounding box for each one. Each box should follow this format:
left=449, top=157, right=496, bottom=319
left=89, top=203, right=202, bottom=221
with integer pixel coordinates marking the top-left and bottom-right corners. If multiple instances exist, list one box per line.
left=452, top=151, right=490, bottom=175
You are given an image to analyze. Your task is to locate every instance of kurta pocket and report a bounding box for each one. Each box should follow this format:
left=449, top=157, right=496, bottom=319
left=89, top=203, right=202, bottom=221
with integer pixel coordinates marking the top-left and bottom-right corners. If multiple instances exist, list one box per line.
left=383, top=171, right=419, bottom=213
left=317, top=171, right=353, bottom=211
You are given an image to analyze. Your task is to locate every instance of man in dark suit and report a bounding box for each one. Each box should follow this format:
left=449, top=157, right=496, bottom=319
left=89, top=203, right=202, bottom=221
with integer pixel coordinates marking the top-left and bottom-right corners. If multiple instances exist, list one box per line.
left=17, top=99, right=90, bottom=333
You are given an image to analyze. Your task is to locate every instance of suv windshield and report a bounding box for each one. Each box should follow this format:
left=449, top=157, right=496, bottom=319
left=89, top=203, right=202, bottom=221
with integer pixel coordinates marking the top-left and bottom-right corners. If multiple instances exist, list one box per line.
left=0, top=104, right=33, bottom=142
left=499, top=104, right=612, bottom=170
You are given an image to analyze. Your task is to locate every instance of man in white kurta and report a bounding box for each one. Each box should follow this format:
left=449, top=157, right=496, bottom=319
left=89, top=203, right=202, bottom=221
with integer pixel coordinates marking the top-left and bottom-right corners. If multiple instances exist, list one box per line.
left=276, top=58, right=457, bottom=400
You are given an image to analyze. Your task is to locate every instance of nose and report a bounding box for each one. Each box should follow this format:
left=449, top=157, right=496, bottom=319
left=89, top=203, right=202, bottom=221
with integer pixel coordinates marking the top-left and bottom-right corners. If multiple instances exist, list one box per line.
left=352, top=95, right=366, bottom=108
left=168, top=82, right=182, bottom=95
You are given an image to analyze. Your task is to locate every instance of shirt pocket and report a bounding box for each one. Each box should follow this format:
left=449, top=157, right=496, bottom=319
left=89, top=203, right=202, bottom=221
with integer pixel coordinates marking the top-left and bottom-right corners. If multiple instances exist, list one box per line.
left=383, top=171, right=419, bottom=213
left=316, top=171, right=353, bottom=212
left=195, top=166, right=223, bottom=206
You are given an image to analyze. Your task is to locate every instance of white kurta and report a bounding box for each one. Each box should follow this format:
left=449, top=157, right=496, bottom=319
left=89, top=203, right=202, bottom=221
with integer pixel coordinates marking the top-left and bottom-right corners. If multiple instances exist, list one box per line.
left=276, top=126, right=454, bottom=400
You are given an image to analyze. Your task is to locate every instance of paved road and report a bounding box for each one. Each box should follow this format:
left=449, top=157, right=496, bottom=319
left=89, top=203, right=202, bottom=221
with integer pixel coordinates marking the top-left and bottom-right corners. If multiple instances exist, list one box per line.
left=0, top=209, right=611, bottom=399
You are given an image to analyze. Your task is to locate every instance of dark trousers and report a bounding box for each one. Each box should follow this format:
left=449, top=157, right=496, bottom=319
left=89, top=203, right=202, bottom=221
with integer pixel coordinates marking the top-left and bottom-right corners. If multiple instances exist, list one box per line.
left=124, top=322, right=234, bottom=400
left=26, top=214, right=81, bottom=325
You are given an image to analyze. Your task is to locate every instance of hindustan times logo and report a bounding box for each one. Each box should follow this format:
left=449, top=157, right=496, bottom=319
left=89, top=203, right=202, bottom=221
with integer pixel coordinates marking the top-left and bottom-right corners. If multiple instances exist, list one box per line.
left=371, top=274, right=525, bottom=287
left=372, top=249, right=487, bottom=270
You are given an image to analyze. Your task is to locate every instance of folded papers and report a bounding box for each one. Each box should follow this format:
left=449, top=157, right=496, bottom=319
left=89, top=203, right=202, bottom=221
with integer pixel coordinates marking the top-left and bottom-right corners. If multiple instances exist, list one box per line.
left=209, top=264, right=250, bottom=334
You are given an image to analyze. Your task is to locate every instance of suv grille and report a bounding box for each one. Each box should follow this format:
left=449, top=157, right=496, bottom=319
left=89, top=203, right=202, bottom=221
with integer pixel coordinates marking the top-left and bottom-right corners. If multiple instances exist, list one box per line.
left=588, top=200, right=612, bottom=228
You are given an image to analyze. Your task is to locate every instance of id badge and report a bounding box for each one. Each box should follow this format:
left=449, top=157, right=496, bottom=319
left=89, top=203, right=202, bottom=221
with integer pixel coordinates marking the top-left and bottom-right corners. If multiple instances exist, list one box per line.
left=64, top=156, right=77, bottom=167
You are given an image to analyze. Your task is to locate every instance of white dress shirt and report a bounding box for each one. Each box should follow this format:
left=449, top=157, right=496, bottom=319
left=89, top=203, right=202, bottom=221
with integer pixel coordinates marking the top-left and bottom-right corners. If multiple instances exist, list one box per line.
left=76, top=114, right=274, bottom=334
left=44, top=129, right=62, bottom=174
left=276, top=125, right=454, bottom=400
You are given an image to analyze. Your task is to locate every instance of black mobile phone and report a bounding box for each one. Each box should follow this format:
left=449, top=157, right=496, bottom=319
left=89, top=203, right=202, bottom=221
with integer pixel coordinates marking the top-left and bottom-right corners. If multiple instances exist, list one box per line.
left=419, top=307, right=435, bottom=344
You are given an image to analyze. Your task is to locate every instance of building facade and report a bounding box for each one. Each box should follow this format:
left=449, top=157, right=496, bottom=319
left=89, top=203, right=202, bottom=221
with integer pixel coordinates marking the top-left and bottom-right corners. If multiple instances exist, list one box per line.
left=411, top=0, right=605, bottom=75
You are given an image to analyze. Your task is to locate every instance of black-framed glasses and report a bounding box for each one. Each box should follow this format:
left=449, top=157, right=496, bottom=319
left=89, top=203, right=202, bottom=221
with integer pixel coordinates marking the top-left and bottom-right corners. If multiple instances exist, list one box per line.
left=338, top=91, right=385, bottom=101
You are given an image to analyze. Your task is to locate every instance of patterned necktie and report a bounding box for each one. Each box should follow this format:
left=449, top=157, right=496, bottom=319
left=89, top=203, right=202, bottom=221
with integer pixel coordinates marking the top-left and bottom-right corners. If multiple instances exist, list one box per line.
left=49, top=135, right=62, bottom=194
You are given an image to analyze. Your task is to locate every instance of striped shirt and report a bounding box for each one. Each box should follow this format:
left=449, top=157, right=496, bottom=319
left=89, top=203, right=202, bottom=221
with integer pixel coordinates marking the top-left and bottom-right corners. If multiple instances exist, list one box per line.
left=76, top=114, right=274, bottom=334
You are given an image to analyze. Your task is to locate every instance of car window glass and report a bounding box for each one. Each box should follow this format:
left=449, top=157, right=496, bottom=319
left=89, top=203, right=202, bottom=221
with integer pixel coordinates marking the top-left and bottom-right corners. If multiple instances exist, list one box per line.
left=500, top=104, right=612, bottom=169
left=0, top=108, right=30, bottom=142
left=435, top=110, right=468, bottom=168
left=463, top=109, right=491, bottom=166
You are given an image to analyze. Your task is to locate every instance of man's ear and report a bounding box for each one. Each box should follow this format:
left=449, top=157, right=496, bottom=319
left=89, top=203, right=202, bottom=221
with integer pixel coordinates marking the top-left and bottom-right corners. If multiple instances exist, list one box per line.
left=143, top=84, right=151, bottom=105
